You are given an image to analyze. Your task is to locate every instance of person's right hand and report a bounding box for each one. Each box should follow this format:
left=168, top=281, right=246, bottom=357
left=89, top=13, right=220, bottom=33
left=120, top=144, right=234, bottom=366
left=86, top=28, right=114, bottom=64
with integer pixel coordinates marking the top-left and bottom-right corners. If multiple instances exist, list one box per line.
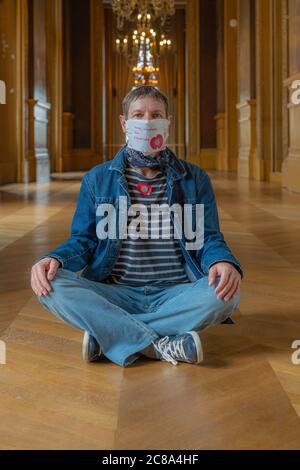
left=31, top=257, right=61, bottom=297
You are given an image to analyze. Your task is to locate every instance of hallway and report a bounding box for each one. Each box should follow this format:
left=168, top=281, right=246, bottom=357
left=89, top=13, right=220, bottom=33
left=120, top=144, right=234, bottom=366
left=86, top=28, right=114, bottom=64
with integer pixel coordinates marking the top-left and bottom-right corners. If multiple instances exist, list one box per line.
left=0, top=171, right=300, bottom=449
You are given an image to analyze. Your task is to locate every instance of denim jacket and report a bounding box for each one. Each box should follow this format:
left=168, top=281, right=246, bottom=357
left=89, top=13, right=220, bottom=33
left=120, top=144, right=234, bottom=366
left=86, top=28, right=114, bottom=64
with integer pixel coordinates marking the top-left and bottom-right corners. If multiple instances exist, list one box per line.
left=36, top=145, right=245, bottom=283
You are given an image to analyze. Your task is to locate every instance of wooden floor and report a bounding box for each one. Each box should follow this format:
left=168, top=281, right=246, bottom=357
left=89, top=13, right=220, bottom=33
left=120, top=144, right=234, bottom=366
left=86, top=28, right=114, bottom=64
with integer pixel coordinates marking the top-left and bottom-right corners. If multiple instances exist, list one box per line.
left=0, top=170, right=300, bottom=449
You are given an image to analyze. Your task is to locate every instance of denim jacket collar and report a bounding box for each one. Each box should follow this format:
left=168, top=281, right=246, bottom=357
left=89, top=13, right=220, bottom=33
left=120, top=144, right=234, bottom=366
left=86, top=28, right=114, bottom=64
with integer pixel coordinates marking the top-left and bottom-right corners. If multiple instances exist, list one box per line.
left=108, top=144, right=187, bottom=181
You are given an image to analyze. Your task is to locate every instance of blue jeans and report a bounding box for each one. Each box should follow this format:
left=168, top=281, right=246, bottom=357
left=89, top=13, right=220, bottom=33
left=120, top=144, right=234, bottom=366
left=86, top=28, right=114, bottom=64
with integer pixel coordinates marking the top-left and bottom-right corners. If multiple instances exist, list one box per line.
left=37, top=268, right=240, bottom=367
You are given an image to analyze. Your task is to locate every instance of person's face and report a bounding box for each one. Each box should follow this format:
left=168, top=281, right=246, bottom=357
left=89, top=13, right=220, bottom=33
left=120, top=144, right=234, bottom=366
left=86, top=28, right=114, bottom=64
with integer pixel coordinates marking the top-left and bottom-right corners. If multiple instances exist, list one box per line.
left=119, top=96, right=173, bottom=135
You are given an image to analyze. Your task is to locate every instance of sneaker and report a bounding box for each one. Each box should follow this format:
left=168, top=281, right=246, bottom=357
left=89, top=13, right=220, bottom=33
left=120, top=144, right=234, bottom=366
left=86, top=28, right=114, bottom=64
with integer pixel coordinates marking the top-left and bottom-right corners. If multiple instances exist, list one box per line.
left=151, top=331, right=203, bottom=366
left=82, top=331, right=103, bottom=362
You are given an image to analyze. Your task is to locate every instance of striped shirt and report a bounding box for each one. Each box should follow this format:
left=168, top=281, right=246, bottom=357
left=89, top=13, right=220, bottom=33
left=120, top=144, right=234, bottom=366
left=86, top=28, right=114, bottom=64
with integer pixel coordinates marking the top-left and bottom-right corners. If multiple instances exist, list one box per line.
left=106, top=163, right=190, bottom=286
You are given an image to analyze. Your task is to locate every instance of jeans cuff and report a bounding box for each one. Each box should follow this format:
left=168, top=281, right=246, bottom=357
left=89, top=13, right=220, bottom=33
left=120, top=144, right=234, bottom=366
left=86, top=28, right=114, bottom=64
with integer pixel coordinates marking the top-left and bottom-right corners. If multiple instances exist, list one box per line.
left=121, top=333, right=159, bottom=367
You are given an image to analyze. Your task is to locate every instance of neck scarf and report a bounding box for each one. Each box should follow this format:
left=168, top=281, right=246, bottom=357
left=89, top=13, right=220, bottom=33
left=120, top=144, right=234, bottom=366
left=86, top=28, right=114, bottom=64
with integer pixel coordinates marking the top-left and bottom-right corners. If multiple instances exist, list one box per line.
left=124, top=145, right=171, bottom=172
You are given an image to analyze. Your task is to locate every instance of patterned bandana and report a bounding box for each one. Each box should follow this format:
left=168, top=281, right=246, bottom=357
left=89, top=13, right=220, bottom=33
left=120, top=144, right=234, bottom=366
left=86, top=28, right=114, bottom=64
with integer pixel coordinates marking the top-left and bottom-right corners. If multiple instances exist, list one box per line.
left=124, top=145, right=172, bottom=172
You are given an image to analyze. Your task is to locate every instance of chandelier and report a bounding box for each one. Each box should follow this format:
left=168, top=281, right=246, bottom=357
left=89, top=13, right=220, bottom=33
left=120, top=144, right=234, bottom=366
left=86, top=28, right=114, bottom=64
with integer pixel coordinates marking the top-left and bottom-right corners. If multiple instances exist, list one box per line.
left=112, top=1, right=175, bottom=86
left=111, top=0, right=175, bottom=29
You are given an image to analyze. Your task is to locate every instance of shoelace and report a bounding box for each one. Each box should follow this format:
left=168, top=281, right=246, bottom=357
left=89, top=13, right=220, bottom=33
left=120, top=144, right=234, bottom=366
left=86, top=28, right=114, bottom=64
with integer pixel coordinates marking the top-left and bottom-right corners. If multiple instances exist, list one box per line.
left=152, top=336, right=189, bottom=366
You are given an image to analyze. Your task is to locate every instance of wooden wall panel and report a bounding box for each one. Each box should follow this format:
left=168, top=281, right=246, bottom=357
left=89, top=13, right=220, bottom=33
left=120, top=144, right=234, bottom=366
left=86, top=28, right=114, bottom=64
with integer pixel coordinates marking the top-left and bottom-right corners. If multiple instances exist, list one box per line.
left=282, top=0, right=300, bottom=193
left=200, top=0, right=217, bottom=149
left=71, top=0, right=91, bottom=149
left=62, top=0, right=104, bottom=171
left=185, top=0, right=200, bottom=163
left=236, top=0, right=257, bottom=179
left=0, top=0, right=19, bottom=185
left=224, top=0, right=238, bottom=172
left=288, top=0, right=300, bottom=76
left=63, top=0, right=72, bottom=112
left=255, top=0, right=271, bottom=180
left=215, top=0, right=226, bottom=169
left=238, top=0, right=252, bottom=101
left=216, top=0, right=225, bottom=114
left=46, top=0, right=63, bottom=174
left=26, top=0, right=50, bottom=182
left=174, top=8, right=186, bottom=159
left=31, top=0, right=47, bottom=101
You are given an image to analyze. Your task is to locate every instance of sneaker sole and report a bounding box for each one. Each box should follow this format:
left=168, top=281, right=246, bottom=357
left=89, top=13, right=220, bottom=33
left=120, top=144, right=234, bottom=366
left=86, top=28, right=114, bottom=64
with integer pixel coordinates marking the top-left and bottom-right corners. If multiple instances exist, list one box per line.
left=82, top=331, right=90, bottom=362
left=82, top=331, right=103, bottom=362
left=187, top=331, right=204, bottom=364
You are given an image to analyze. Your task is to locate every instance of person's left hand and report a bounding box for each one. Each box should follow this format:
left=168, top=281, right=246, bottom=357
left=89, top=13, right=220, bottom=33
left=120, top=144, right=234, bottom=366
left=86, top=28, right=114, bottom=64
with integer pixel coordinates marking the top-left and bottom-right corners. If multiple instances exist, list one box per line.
left=208, top=262, right=241, bottom=302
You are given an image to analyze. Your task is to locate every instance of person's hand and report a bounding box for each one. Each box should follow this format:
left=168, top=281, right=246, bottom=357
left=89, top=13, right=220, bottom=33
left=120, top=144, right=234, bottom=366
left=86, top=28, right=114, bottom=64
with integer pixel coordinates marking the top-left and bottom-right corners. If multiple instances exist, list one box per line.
left=31, top=257, right=61, bottom=297
left=208, top=262, right=241, bottom=302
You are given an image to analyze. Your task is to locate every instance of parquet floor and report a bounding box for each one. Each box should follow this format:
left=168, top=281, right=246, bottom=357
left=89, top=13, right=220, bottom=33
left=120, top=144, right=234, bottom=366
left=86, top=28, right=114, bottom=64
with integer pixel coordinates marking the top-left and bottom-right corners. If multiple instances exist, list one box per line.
left=0, top=170, right=300, bottom=449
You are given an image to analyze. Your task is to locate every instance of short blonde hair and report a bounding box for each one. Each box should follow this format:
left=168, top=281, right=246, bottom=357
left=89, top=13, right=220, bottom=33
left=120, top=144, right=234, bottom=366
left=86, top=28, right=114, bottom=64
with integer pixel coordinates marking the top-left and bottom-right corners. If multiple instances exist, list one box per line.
left=122, top=85, right=169, bottom=119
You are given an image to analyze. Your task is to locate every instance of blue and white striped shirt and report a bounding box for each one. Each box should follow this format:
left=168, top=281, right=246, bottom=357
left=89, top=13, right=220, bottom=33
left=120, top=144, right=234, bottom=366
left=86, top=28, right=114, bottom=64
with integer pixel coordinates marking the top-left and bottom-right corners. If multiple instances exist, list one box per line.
left=106, top=163, right=190, bottom=285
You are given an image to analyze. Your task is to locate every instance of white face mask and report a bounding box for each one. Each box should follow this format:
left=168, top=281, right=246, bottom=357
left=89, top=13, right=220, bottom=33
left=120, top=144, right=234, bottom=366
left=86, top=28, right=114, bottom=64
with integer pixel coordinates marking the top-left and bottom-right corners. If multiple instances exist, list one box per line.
left=125, top=118, right=170, bottom=155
